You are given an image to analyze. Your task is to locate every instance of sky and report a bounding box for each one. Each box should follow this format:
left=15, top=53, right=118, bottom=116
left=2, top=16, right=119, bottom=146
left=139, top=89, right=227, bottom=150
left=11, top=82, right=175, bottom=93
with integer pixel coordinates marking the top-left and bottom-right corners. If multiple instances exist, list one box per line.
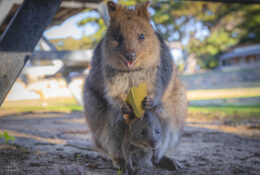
left=44, top=11, right=100, bottom=39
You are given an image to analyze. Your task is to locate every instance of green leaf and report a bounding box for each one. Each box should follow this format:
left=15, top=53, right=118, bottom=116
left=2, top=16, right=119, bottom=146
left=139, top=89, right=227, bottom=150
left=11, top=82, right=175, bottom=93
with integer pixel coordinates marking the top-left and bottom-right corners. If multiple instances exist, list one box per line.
left=117, top=168, right=123, bottom=175
left=0, top=131, right=16, bottom=144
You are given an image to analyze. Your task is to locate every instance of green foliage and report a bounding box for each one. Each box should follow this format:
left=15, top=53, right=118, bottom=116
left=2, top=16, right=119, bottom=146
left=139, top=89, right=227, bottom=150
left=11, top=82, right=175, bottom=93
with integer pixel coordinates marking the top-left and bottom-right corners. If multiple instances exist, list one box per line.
left=77, top=13, right=107, bottom=46
left=0, top=132, right=16, bottom=144
left=50, top=37, right=93, bottom=50
left=197, top=55, right=218, bottom=69
left=238, top=5, right=260, bottom=43
left=150, top=1, right=259, bottom=69
left=189, top=29, right=238, bottom=57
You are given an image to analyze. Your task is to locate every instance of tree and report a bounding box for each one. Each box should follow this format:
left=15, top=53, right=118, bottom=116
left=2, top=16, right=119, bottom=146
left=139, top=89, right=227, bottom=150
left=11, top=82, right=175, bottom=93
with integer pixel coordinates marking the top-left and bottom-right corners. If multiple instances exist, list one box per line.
left=151, top=1, right=260, bottom=70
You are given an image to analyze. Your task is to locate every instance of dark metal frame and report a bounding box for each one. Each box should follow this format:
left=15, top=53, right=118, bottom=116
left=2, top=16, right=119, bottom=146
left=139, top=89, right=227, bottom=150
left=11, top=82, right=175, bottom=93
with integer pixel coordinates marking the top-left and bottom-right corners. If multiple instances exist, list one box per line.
left=0, top=0, right=62, bottom=105
left=181, top=0, right=260, bottom=4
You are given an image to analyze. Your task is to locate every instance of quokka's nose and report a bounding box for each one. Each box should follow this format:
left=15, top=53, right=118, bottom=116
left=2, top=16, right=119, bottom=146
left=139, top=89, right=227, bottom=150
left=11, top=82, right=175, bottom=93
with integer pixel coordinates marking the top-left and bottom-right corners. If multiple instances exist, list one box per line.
left=125, top=52, right=136, bottom=62
left=149, top=140, right=158, bottom=148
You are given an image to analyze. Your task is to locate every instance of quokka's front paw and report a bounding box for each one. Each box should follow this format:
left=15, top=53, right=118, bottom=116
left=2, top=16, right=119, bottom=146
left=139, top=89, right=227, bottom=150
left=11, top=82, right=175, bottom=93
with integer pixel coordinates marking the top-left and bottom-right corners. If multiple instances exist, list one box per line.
left=122, top=103, right=132, bottom=114
left=152, top=155, right=160, bottom=164
left=143, top=96, right=156, bottom=110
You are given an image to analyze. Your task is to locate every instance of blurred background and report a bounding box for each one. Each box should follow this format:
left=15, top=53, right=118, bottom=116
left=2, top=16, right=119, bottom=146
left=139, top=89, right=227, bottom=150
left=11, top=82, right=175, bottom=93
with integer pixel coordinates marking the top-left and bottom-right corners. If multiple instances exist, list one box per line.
left=0, top=1, right=260, bottom=174
left=0, top=0, right=260, bottom=132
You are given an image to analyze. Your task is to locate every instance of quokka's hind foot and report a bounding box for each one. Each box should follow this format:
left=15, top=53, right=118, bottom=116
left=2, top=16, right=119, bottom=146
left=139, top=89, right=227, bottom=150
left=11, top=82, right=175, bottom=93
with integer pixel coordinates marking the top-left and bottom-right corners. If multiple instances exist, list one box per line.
left=156, top=156, right=183, bottom=171
left=152, top=155, right=160, bottom=164
left=125, top=163, right=136, bottom=175
left=112, top=157, right=125, bottom=169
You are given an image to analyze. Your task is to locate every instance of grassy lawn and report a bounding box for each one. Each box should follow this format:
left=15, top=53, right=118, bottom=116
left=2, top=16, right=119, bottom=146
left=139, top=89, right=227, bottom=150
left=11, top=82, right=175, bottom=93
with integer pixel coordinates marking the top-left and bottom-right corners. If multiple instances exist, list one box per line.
left=1, top=97, right=259, bottom=125
left=0, top=98, right=83, bottom=116
left=188, top=106, right=260, bottom=124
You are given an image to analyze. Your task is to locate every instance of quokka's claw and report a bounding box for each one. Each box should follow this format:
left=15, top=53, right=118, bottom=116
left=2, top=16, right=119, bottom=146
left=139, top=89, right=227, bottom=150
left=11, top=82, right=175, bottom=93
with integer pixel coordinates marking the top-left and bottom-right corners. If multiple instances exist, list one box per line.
left=143, top=96, right=155, bottom=109
left=156, top=156, right=183, bottom=171
left=122, top=103, right=132, bottom=114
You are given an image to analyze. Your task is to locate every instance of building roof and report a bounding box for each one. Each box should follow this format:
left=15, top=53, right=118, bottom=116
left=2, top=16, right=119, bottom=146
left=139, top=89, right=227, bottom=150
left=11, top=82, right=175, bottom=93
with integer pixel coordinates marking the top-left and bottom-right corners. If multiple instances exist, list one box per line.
left=0, top=0, right=103, bottom=36
left=220, top=44, right=260, bottom=60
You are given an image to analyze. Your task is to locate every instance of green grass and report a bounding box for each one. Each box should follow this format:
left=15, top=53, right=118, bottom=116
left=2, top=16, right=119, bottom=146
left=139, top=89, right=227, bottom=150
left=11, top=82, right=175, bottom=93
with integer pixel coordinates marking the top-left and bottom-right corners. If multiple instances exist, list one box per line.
left=117, top=168, right=123, bottom=175
left=0, top=131, right=16, bottom=144
left=188, top=106, right=260, bottom=123
left=2, top=105, right=83, bottom=113
left=2, top=98, right=259, bottom=124
left=1, top=98, right=83, bottom=115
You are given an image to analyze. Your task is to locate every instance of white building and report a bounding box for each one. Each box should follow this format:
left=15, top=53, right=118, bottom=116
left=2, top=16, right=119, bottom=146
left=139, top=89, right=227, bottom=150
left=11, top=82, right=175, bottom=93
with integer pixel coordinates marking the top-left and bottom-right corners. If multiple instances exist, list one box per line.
left=219, top=44, right=260, bottom=70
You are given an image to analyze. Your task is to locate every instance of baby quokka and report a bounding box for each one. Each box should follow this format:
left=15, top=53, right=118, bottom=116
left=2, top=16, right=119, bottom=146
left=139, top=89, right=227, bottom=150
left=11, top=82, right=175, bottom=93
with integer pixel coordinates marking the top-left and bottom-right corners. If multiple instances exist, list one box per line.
left=122, top=111, right=162, bottom=175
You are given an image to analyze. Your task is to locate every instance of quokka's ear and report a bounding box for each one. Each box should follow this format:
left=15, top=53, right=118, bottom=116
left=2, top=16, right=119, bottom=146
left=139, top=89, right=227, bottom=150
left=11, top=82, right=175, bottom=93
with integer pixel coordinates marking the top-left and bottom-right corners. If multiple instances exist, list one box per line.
left=136, top=1, right=151, bottom=21
left=107, top=1, right=118, bottom=19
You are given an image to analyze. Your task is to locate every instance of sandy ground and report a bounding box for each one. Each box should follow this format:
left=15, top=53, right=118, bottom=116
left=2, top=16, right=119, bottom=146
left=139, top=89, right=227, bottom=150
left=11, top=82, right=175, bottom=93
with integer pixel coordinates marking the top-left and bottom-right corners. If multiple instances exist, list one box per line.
left=0, top=111, right=259, bottom=175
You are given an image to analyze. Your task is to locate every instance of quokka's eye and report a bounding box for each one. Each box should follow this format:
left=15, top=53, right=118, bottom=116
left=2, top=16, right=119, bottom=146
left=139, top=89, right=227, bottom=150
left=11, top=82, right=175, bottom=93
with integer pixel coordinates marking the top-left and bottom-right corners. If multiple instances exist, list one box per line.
left=139, top=34, right=145, bottom=41
left=155, top=129, right=160, bottom=134
left=141, top=129, right=146, bottom=136
left=115, top=34, right=123, bottom=42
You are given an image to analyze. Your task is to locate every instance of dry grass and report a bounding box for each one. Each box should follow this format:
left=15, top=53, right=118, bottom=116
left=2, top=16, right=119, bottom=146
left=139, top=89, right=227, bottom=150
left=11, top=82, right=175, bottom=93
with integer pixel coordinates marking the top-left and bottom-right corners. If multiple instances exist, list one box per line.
left=187, top=87, right=260, bottom=100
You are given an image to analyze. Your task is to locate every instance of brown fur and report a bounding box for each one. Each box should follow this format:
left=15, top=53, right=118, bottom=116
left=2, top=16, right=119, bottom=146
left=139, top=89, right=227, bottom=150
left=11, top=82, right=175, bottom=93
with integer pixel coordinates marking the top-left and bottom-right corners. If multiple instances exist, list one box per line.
left=83, top=1, right=187, bottom=169
left=104, top=2, right=160, bottom=72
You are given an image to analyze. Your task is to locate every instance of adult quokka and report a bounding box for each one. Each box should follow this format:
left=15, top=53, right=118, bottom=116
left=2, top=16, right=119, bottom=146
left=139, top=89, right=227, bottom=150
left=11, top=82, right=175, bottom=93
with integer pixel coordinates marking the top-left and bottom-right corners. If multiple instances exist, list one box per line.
left=83, top=0, right=187, bottom=169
